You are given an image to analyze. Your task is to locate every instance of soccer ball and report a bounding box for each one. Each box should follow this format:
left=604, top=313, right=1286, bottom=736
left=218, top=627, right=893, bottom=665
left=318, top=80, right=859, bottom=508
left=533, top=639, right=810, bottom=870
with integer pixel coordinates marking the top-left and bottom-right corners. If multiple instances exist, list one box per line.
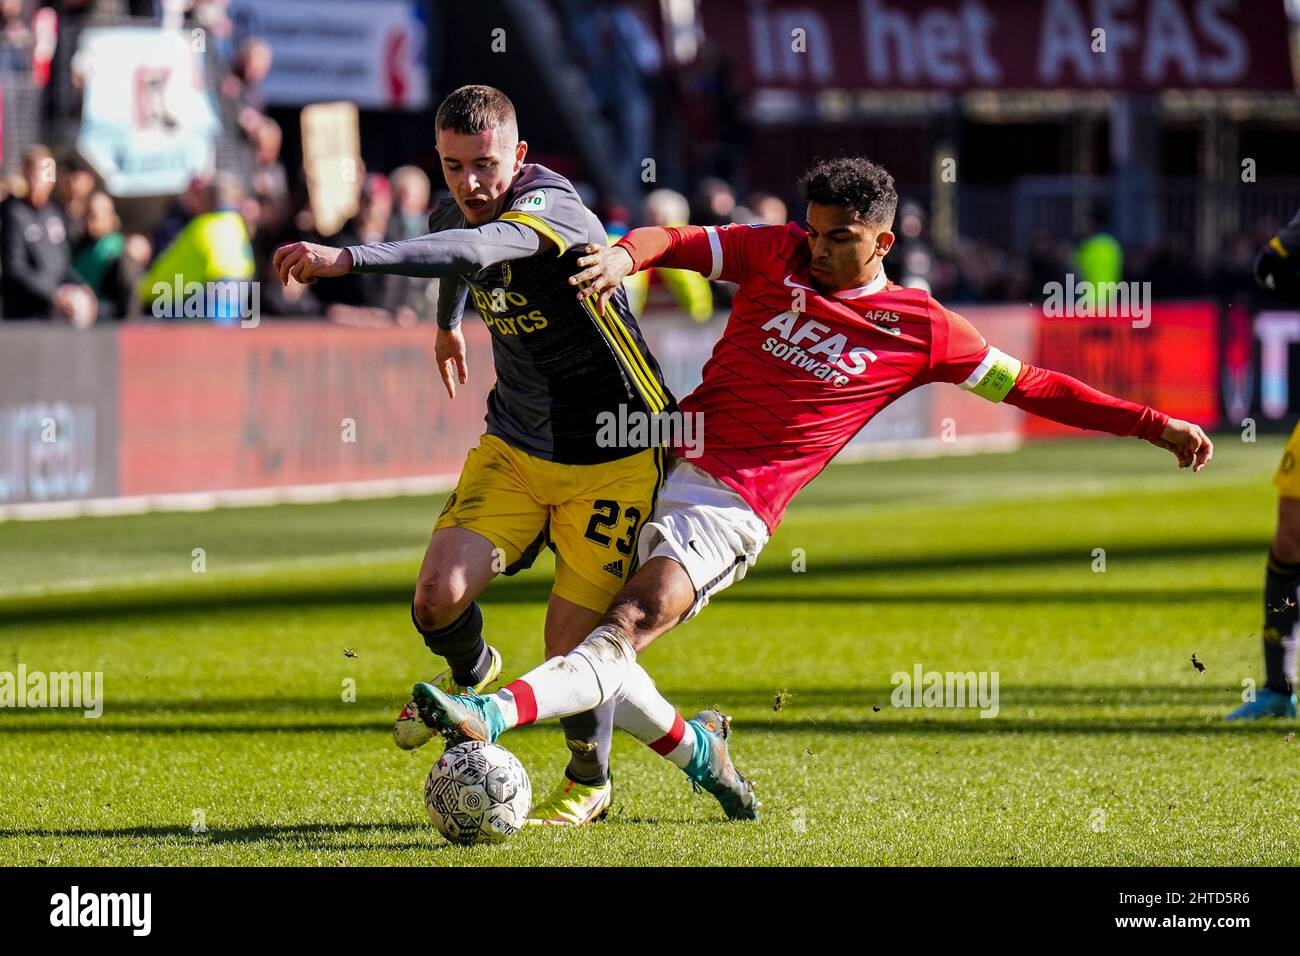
left=423, top=740, right=532, bottom=845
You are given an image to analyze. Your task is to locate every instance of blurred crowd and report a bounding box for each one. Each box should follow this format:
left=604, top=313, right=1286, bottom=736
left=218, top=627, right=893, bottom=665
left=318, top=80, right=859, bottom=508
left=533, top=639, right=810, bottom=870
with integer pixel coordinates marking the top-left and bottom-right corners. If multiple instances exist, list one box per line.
left=0, top=141, right=445, bottom=325
left=0, top=0, right=1283, bottom=326
left=903, top=214, right=1273, bottom=306
left=600, top=181, right=1279, bottom=317
left=2, top=136, right=1278, bottom=326
left=0, top=0, right=446, bottom=326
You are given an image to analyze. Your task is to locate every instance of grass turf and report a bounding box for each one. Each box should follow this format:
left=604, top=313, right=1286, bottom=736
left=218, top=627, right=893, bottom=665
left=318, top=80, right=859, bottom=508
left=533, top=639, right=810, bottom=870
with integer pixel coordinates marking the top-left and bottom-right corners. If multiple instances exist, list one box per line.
left=0, top=436, right=1296, bottom=866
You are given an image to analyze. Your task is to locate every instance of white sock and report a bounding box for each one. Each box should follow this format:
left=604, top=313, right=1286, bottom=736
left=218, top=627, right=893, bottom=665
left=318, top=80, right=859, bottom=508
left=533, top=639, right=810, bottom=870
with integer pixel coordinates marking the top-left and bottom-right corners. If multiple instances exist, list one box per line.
left=613, top=663, right=696, bottom=769
left=492, top=625, right=636, bottom=727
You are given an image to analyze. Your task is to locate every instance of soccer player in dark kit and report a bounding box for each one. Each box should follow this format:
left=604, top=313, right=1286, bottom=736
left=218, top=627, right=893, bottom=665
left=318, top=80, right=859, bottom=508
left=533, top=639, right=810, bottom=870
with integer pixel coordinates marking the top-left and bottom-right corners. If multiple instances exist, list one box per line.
left=274, top=84, right=754, bottom=824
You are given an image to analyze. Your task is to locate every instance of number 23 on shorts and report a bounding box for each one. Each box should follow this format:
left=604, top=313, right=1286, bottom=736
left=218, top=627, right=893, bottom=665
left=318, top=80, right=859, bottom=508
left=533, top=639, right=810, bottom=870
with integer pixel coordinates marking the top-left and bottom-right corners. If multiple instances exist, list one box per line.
left=583, top=499, right=642, bottom=555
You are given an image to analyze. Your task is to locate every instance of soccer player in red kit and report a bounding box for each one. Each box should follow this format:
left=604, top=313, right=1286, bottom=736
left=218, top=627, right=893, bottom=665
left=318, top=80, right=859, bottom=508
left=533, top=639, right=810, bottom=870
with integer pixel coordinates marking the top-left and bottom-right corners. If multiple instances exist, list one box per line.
left=411, top=157, right=1214, bottom=818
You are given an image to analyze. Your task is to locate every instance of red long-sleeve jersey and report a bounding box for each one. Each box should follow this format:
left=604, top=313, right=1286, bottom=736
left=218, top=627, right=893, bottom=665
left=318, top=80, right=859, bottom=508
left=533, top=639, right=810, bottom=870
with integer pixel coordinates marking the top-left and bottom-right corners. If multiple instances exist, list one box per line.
left=617, top=222, right=1169, bottom=532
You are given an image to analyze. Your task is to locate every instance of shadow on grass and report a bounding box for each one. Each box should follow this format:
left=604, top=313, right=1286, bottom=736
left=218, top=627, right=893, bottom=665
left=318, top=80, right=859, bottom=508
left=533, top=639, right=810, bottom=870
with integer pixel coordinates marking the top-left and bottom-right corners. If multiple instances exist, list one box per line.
left=2, top=820, right=453, bottom=855
left=0, top=684, right=1253, bottom=719
left=0, top=685, right=1269, bottom=736
left=727, top=717, right=1294, bottom=735
left=0, top=710, right=1285, bottom=737
left=0, top=537, right=1266, bottom=627
left=4, top=816, right=739, bottom=852
left=0, top=717, right=562, bottom=735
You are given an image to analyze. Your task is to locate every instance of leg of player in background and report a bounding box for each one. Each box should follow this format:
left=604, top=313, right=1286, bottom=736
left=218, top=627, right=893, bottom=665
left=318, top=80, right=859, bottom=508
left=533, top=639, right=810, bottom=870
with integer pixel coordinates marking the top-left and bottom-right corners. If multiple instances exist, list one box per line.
left=1230, top=496, right=1300, bottom=719
left=544, top=594, right=615, bottom=787
left=1265, top=497, right=1300, bottom=695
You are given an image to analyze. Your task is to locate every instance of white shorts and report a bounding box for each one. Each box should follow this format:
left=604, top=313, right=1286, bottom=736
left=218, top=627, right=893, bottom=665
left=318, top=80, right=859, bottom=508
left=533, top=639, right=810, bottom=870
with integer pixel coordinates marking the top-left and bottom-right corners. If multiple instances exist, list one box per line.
left=636, top=459, right=770, bottom=622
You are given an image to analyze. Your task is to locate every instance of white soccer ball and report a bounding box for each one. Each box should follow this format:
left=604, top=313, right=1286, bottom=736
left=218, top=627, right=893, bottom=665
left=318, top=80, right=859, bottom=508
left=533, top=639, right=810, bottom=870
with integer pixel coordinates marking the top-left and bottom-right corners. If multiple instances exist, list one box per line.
left=423, top=740, right=532, bottom=845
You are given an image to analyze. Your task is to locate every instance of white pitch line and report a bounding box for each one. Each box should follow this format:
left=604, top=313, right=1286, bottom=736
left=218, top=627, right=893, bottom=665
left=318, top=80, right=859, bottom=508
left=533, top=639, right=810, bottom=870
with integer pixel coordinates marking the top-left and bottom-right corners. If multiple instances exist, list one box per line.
left=0, top=547, right=425, bottom=600
left=0, top=474, right=459, bottom=523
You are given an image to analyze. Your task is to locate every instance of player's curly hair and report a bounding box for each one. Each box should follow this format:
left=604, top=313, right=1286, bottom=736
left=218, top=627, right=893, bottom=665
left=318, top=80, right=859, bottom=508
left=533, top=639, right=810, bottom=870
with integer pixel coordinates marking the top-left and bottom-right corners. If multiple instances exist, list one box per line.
left=798, top=157, right=897, bottom=228
left=436, top=85, right=518, bottom=138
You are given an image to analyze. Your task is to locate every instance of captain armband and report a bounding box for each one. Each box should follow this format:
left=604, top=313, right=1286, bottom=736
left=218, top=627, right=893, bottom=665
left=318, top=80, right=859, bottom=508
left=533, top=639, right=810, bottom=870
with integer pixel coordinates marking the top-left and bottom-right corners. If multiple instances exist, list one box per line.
left=959, top=346, right=1022, bottom=402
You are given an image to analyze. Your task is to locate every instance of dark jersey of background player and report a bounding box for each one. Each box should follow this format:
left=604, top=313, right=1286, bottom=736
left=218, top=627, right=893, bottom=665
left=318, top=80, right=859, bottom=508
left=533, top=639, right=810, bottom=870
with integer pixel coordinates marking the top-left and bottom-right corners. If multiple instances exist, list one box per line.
left=1255, top=207, right=1300, bottom=302
left=347, top=163, right=673, bottom=465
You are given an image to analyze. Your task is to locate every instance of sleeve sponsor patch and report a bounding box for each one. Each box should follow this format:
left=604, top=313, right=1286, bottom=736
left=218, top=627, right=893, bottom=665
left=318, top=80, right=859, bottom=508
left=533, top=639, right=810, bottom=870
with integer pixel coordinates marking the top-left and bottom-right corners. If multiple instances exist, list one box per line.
left=960, top=346, right=1022, bottom=402
left=512, top=190, right=548, bottom=212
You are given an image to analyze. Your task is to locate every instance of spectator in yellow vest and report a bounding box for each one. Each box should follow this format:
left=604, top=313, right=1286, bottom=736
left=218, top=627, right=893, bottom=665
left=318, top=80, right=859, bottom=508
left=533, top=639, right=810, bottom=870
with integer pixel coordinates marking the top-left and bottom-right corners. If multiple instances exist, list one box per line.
left=139, top=176, right=255, bottom=321
left=621, top=188, right=713, bottom=322
left=1071, top=203, right=1124, bottom=311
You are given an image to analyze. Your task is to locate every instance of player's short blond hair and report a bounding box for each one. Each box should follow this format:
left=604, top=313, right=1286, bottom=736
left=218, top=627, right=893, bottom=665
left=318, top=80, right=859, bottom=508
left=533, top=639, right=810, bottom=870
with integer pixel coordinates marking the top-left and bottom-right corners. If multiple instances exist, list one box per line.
left=435, top=85, right=518, bottom=140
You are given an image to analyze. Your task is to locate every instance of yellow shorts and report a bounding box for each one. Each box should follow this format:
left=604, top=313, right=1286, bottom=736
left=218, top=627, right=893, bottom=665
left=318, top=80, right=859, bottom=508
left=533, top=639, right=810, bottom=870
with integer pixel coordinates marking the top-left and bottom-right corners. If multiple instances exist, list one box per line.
left=435, top=434, right=666, bottom=611
left=1274, top=422, right=1300, bottom=497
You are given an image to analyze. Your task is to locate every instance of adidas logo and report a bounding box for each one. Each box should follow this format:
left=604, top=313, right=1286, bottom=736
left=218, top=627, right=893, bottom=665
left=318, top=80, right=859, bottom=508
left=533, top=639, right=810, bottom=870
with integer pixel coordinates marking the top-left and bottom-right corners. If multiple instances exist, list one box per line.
left=602, top=559, right=624, bottom=578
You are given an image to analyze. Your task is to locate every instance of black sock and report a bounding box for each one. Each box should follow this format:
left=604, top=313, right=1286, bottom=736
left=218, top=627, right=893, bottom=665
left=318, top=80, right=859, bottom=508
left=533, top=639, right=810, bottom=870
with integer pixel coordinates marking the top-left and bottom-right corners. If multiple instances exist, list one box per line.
left=1262, top=550, right=1300, bottom=695
left=411, top=602, right=491, bottom=687
left=560, top=699, right=616, bottom=787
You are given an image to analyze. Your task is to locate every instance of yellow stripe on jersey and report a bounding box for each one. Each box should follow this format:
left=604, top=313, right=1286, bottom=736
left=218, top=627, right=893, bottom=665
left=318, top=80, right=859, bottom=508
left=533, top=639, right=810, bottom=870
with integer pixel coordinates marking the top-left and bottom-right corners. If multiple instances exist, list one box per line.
left=601, top=301, right=670, bottom=412
left=499, top=211, right=568, bottom=255
left=583, top=294, right=666, bottom=414
left=592, top=303, right=664, bottom=415
left=1270, top=236, right=1290, bottom=258
left=596, top=300, right=666, bottom=414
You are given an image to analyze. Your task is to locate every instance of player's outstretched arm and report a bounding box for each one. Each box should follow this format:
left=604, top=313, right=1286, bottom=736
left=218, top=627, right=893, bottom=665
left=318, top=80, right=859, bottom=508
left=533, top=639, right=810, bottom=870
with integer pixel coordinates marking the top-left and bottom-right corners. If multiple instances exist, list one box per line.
left=1001, top=362, right=1213, bottom=472
left=346, top=220, right=544, bottom=277
left=273, top=220, right=545, bottom=287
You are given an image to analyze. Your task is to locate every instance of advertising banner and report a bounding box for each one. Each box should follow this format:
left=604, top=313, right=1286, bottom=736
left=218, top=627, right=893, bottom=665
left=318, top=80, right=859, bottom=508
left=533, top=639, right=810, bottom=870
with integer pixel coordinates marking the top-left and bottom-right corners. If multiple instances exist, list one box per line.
left=301, top=102, right=362, bottom=239
left=699, top=0, right=1293, bottom=94
left=228, top=0, right=429, bottom=109
left=1228, top=307, right=1300, bottom=431
left=1029, top=301, right=1221, bottom=437
left=74, top=27, right=219, bottom=197
left=0, top=301, right=1227, bottom=512
left=116, top=323, right=493, bottom=495
left=0, top=328, right=118, bottom=505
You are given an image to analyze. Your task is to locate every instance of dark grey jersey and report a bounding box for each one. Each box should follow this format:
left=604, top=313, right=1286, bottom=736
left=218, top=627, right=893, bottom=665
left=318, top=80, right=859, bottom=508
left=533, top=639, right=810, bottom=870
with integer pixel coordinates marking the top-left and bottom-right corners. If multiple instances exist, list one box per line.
left=428, top=164, right=675, bottom=464
left=1255, top=207, right=1300, bottom=303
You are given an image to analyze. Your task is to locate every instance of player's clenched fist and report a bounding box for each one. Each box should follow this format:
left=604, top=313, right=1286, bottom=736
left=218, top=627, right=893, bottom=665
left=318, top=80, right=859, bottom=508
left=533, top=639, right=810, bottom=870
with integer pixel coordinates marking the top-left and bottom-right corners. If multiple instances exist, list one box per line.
left=272, top=241, right=353, bottom=286
left=569, top=243, right=634, bottom=315
left=1156, top=419, right=1213, bottom=472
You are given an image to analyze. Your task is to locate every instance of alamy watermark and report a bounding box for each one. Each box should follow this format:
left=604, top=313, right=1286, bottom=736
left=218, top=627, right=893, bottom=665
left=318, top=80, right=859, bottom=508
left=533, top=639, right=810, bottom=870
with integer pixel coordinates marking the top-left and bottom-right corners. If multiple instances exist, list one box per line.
left=151, top=275, right=261, bottom=327
left=1042, top=274, right=1151, bottom=329
left=890, top=664, right=999, bottom=718
left=0, top=664, right=103, bottom=717
left=50, top=886, right=150, bottom=936
left=595, top=404, right=704, bottom=458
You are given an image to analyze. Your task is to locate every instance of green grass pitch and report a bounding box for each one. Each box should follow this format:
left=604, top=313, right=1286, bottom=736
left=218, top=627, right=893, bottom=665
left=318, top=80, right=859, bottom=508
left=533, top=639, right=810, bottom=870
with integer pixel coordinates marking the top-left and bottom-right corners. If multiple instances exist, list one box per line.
left=1, top=436, right=1296, bottom=866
